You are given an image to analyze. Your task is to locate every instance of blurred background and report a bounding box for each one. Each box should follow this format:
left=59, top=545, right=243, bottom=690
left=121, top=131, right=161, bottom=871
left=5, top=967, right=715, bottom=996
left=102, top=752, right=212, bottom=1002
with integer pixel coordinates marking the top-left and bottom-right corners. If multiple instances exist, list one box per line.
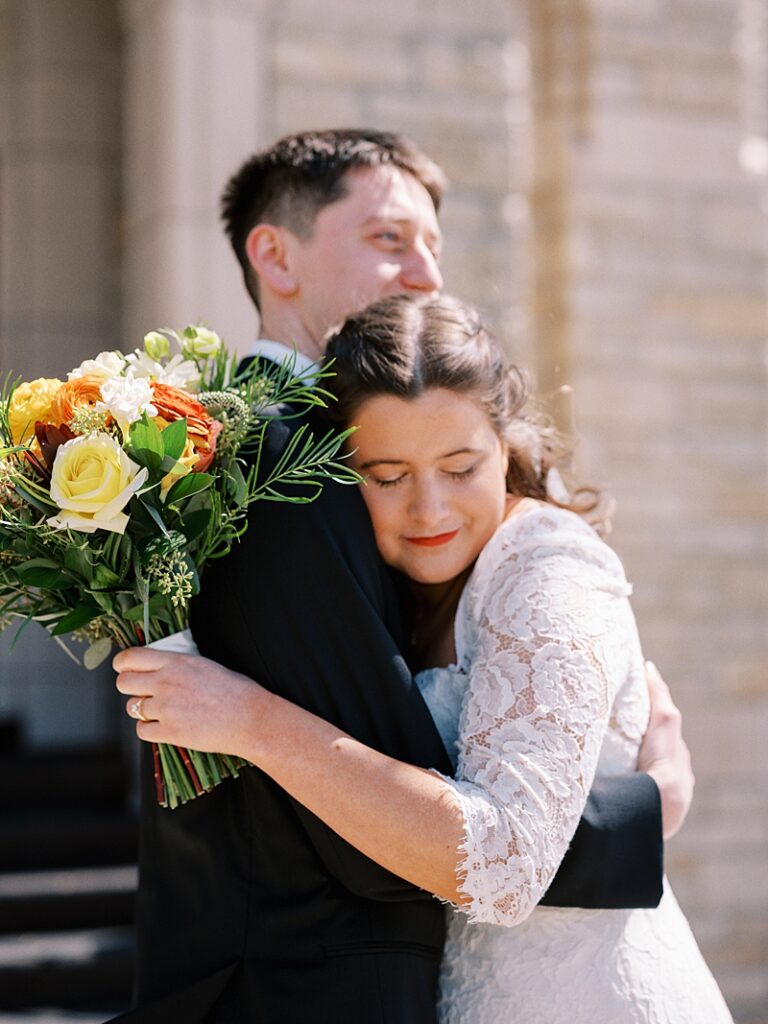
left=0, top=0, right=766, bottom=1020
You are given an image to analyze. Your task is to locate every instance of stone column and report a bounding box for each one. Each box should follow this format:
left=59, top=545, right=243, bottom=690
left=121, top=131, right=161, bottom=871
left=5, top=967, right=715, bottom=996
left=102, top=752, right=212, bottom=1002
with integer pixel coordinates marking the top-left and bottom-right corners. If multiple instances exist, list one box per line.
left=0, top=0, right=123, bottom=747
left=0, top=0, right=122, bottom=379
left=120, top=0, right=268, bottom=354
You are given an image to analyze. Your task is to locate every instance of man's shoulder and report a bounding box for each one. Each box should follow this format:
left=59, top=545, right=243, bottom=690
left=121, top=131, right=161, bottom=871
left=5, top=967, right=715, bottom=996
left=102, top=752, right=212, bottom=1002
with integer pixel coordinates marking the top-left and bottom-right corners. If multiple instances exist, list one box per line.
left=253, top=404, right=333, bottom=485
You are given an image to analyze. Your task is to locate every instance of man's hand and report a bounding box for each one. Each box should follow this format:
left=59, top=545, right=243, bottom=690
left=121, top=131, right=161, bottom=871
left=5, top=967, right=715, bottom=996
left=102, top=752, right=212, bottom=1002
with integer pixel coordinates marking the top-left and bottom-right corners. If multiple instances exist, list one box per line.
left=114, top=647, right=261, bottom=757
left=637, top=661, right=694, bottom=840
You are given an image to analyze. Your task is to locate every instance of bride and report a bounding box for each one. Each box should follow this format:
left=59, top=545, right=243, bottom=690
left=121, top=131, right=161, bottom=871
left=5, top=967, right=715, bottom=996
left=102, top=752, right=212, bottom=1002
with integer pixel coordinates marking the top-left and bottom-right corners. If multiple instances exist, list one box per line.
left=116, top=294, right=732, bottom=1022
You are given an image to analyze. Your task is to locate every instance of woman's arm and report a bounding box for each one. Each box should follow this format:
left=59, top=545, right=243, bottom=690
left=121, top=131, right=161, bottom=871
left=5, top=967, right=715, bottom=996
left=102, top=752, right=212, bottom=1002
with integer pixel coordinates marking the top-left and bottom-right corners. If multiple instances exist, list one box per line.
left=115, top=516, right=635, bottom=918
left=115, top=645, right=469, bottom=903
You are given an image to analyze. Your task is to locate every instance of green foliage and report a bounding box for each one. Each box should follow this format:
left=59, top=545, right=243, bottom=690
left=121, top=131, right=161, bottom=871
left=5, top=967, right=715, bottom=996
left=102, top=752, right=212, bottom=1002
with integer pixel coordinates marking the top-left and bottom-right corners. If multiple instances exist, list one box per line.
left=165, top=471, right=214, bottom=504
left=0, top=374, right=21, bottom=448
left=160, top=417, right=188, bottom=461
left=127, top=416, right=165, bottom=474
left=0, top=335, right=361, bottom=808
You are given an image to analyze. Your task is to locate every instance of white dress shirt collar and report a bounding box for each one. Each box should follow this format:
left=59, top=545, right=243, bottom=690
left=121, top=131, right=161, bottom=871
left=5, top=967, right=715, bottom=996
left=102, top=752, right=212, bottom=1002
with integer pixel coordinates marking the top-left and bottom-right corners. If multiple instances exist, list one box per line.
left=240, top=339, right=318, bottom=378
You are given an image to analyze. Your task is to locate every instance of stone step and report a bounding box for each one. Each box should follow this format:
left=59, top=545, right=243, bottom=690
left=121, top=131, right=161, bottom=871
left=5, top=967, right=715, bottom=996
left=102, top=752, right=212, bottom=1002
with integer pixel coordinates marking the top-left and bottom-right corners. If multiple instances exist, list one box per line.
left=0, top=926, right=133, bottom=1013
left=0, top=866, right=137, bottom=935
left=0, top=748, right=128, bottom=812
left=0, top=1013, right=110, bottom=1023
left=0, top=814, right=137, bottom=873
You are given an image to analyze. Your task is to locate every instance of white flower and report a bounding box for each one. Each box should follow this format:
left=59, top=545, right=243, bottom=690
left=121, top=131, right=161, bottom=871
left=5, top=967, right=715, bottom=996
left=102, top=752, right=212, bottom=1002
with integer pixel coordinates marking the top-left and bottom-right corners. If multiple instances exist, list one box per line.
left=181, top=326, right=222, bottom=360
left=125, top=350, right=200, bottom=392
left=143, top=331, right=171, bottom=361
left=96, top=373, right=158, bottom=435
left=47, top=433, right=148, bottom=535
left=68, top=351, right=126, bottom=382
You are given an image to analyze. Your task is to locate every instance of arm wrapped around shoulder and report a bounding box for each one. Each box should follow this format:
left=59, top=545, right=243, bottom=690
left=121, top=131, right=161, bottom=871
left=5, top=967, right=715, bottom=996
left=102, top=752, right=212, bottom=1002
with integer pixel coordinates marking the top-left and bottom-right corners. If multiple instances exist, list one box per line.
left=441, top=510, right=649, bottom=926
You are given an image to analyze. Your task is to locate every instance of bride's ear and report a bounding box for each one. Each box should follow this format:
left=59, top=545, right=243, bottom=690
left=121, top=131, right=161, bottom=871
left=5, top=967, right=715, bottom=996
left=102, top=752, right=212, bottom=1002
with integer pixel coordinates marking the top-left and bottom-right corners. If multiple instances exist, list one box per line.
left=500, top=442, right=511, bottom=480
left=245, top=225, right=298, bottom=298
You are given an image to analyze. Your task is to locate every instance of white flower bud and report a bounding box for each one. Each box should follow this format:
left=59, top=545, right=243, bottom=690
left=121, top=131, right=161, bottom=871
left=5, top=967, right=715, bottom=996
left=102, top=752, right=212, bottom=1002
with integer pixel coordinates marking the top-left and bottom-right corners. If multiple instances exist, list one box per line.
left=143, top=331, right=171, bottom=360
left=181, top=326, right=222, bottom=359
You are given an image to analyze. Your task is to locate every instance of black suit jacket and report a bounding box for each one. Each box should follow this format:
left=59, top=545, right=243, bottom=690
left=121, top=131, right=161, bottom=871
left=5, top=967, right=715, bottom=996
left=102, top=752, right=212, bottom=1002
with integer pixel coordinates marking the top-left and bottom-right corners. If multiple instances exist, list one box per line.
left=118, top=394, right=662, bottom=1024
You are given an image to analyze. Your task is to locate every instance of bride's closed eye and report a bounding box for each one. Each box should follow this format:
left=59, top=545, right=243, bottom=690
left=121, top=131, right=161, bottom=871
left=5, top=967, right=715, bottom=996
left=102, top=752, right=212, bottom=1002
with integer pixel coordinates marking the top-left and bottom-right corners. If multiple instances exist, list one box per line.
left=370, top=474, right=406, bottom=489
left=368, top=465, right=479, bottom=489
left=446, top=466, right=478, bottom=481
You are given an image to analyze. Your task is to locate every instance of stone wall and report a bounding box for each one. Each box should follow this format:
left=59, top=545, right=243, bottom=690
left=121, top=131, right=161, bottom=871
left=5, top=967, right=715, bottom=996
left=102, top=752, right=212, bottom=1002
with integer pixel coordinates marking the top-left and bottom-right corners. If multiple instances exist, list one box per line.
left=265, top=0, right=531, bottom=360
left=0, top=0, right=766, bottom=1016
left=524, top=4, right=768, bottom=1018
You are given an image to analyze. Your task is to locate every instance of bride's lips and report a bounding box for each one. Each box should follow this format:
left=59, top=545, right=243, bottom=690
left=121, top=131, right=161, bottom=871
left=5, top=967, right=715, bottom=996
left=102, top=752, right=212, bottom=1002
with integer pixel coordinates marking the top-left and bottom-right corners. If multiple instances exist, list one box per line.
left=404, top=529, right=460, bottom=548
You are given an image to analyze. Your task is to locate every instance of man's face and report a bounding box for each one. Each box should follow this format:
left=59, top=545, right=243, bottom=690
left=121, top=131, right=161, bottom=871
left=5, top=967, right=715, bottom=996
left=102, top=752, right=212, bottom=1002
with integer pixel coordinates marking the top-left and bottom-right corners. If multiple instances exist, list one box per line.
left=285, top=165, right=444, bottom=348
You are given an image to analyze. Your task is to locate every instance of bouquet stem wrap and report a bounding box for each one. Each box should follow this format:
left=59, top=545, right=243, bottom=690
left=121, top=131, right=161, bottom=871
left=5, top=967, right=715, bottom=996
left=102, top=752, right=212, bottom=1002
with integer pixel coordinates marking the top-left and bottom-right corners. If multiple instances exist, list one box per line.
left=144, top=629, right=247, bottom=809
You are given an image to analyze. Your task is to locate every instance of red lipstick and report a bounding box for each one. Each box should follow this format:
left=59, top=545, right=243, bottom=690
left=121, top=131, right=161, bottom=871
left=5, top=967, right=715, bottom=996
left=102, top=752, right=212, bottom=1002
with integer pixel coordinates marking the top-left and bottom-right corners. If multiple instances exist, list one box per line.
left=405, top=530, right=459, bottom=548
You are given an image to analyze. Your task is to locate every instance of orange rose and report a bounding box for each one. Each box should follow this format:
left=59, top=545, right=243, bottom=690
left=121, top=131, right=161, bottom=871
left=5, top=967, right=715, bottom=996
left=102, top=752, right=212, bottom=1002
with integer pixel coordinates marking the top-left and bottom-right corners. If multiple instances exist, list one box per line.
left=151, top=383, right=219, bottom=466
left=49, top=374, right=105, bottom=426
left=194, top=420, right=222, bottom=472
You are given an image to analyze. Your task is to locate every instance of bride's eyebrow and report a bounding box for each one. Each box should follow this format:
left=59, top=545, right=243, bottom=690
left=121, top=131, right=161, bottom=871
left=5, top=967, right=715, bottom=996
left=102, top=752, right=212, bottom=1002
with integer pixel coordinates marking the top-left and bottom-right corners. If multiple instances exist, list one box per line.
left=358, top=458, right=406, bottom=470
left=359, top=448, right=484, bottom=470
left=441, top=448, right=483, bottom=458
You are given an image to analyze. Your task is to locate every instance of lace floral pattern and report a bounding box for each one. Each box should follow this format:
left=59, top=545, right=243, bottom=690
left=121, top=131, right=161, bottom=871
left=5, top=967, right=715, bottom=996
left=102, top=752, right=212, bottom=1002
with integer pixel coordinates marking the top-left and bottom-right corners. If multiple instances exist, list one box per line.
left=416, top=501, right=733, bottom=1023
left=440, top=501, right=640, bottom=926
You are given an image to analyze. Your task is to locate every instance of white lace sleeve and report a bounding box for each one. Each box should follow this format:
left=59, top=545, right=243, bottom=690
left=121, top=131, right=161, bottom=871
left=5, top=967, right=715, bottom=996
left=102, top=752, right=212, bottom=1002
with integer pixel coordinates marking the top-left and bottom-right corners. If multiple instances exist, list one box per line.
left=443, top=508, right=634, bottom=927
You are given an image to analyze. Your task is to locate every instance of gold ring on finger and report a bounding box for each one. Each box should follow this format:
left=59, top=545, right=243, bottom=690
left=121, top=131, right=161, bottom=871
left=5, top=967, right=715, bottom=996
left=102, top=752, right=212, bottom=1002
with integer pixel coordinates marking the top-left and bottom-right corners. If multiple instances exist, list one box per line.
left=130, top=695, right=152, bottom=723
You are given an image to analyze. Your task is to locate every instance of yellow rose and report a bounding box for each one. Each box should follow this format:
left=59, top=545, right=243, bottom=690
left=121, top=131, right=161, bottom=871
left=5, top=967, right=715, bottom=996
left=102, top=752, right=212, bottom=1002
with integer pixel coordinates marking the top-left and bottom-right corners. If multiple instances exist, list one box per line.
left=7, top=378, right=64, bottom=445
left=47, top=433, right=148, bottom=535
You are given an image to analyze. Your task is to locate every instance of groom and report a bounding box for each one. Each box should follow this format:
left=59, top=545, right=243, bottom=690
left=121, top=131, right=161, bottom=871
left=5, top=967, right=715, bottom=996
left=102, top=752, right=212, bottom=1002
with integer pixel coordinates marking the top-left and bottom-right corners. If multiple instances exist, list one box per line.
left=117, top=129, right=691, bottom=1023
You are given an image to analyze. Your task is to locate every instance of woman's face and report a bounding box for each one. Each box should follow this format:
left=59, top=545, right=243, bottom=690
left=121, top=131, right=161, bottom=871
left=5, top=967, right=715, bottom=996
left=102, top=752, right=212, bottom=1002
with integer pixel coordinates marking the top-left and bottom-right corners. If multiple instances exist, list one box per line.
left=350, top=388, right=510, bottom=584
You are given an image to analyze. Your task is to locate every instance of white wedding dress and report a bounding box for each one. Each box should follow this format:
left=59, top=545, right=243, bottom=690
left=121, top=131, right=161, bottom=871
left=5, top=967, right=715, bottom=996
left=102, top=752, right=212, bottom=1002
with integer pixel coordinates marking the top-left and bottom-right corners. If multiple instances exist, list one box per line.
left=415, top=500, right=732, bottom=1024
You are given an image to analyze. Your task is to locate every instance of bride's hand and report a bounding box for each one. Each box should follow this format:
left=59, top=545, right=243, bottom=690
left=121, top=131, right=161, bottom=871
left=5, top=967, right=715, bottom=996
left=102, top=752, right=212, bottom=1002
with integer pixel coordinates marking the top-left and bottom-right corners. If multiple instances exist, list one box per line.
left=114, top=648, right=261, bottom=756
left=637, top=661, right=694, bottom=840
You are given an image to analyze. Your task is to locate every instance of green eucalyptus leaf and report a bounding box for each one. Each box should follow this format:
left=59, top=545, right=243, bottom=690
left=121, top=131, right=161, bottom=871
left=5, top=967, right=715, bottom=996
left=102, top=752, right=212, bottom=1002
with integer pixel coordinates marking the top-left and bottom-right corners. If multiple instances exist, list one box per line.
left=116, top=534, right=133, bottom=574
left=63, top=546, right=94, bottom=583
left=84, top=638, right=113, bottom=670
left=133, top=546, right=149, bottom=605
left=179, top=507, right=211, bottom=544
left=92, top=564, right=122, bottom=590
left=161, top=418, right=188, bottom=461
left=16, top=559, right=69, bottom=588
left=138, top=498, right=170, bottom=538
left=124, top=497, right=156, bottom=533
left=165, top=472, right=214, bottom=505
left=130, top=416, right=164, bottom=457
left=159, top=454, right=189, bottom=476
left=51, top=602, right=101, bottom=636
left=226, top=462, right=247, bottom=507
left=91, top=591, right=115, bottom=614
left=127, top=445, right=163, bottom=475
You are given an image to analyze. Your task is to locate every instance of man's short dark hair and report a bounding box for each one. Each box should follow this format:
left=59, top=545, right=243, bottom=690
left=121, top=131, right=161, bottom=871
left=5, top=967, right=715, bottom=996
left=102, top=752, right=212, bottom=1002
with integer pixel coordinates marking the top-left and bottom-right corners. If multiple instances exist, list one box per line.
left=221, top=128, right=447, bottom=309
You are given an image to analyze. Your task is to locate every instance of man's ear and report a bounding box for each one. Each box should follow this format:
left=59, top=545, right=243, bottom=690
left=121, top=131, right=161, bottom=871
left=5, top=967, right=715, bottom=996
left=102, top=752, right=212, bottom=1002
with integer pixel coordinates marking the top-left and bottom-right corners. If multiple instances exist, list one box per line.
left=244, top=225, right=298, bottom=297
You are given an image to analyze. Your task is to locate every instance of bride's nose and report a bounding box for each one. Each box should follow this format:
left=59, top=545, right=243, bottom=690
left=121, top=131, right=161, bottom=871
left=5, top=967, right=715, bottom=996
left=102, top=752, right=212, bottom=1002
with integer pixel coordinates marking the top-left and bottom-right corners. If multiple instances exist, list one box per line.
left=408, top=478, right=449, bottom=527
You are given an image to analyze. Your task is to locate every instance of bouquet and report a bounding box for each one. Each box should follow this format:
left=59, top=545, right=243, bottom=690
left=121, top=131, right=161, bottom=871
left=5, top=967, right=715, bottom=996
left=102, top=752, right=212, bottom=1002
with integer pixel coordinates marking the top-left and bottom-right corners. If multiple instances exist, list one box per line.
left=0, top=326, right=359, bottom=807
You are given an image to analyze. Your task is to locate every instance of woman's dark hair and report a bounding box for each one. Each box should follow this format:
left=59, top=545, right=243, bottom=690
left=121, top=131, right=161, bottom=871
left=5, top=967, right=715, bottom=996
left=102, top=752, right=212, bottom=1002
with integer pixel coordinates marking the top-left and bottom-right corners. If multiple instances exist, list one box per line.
left=323, top=294, right=606, bottom=523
